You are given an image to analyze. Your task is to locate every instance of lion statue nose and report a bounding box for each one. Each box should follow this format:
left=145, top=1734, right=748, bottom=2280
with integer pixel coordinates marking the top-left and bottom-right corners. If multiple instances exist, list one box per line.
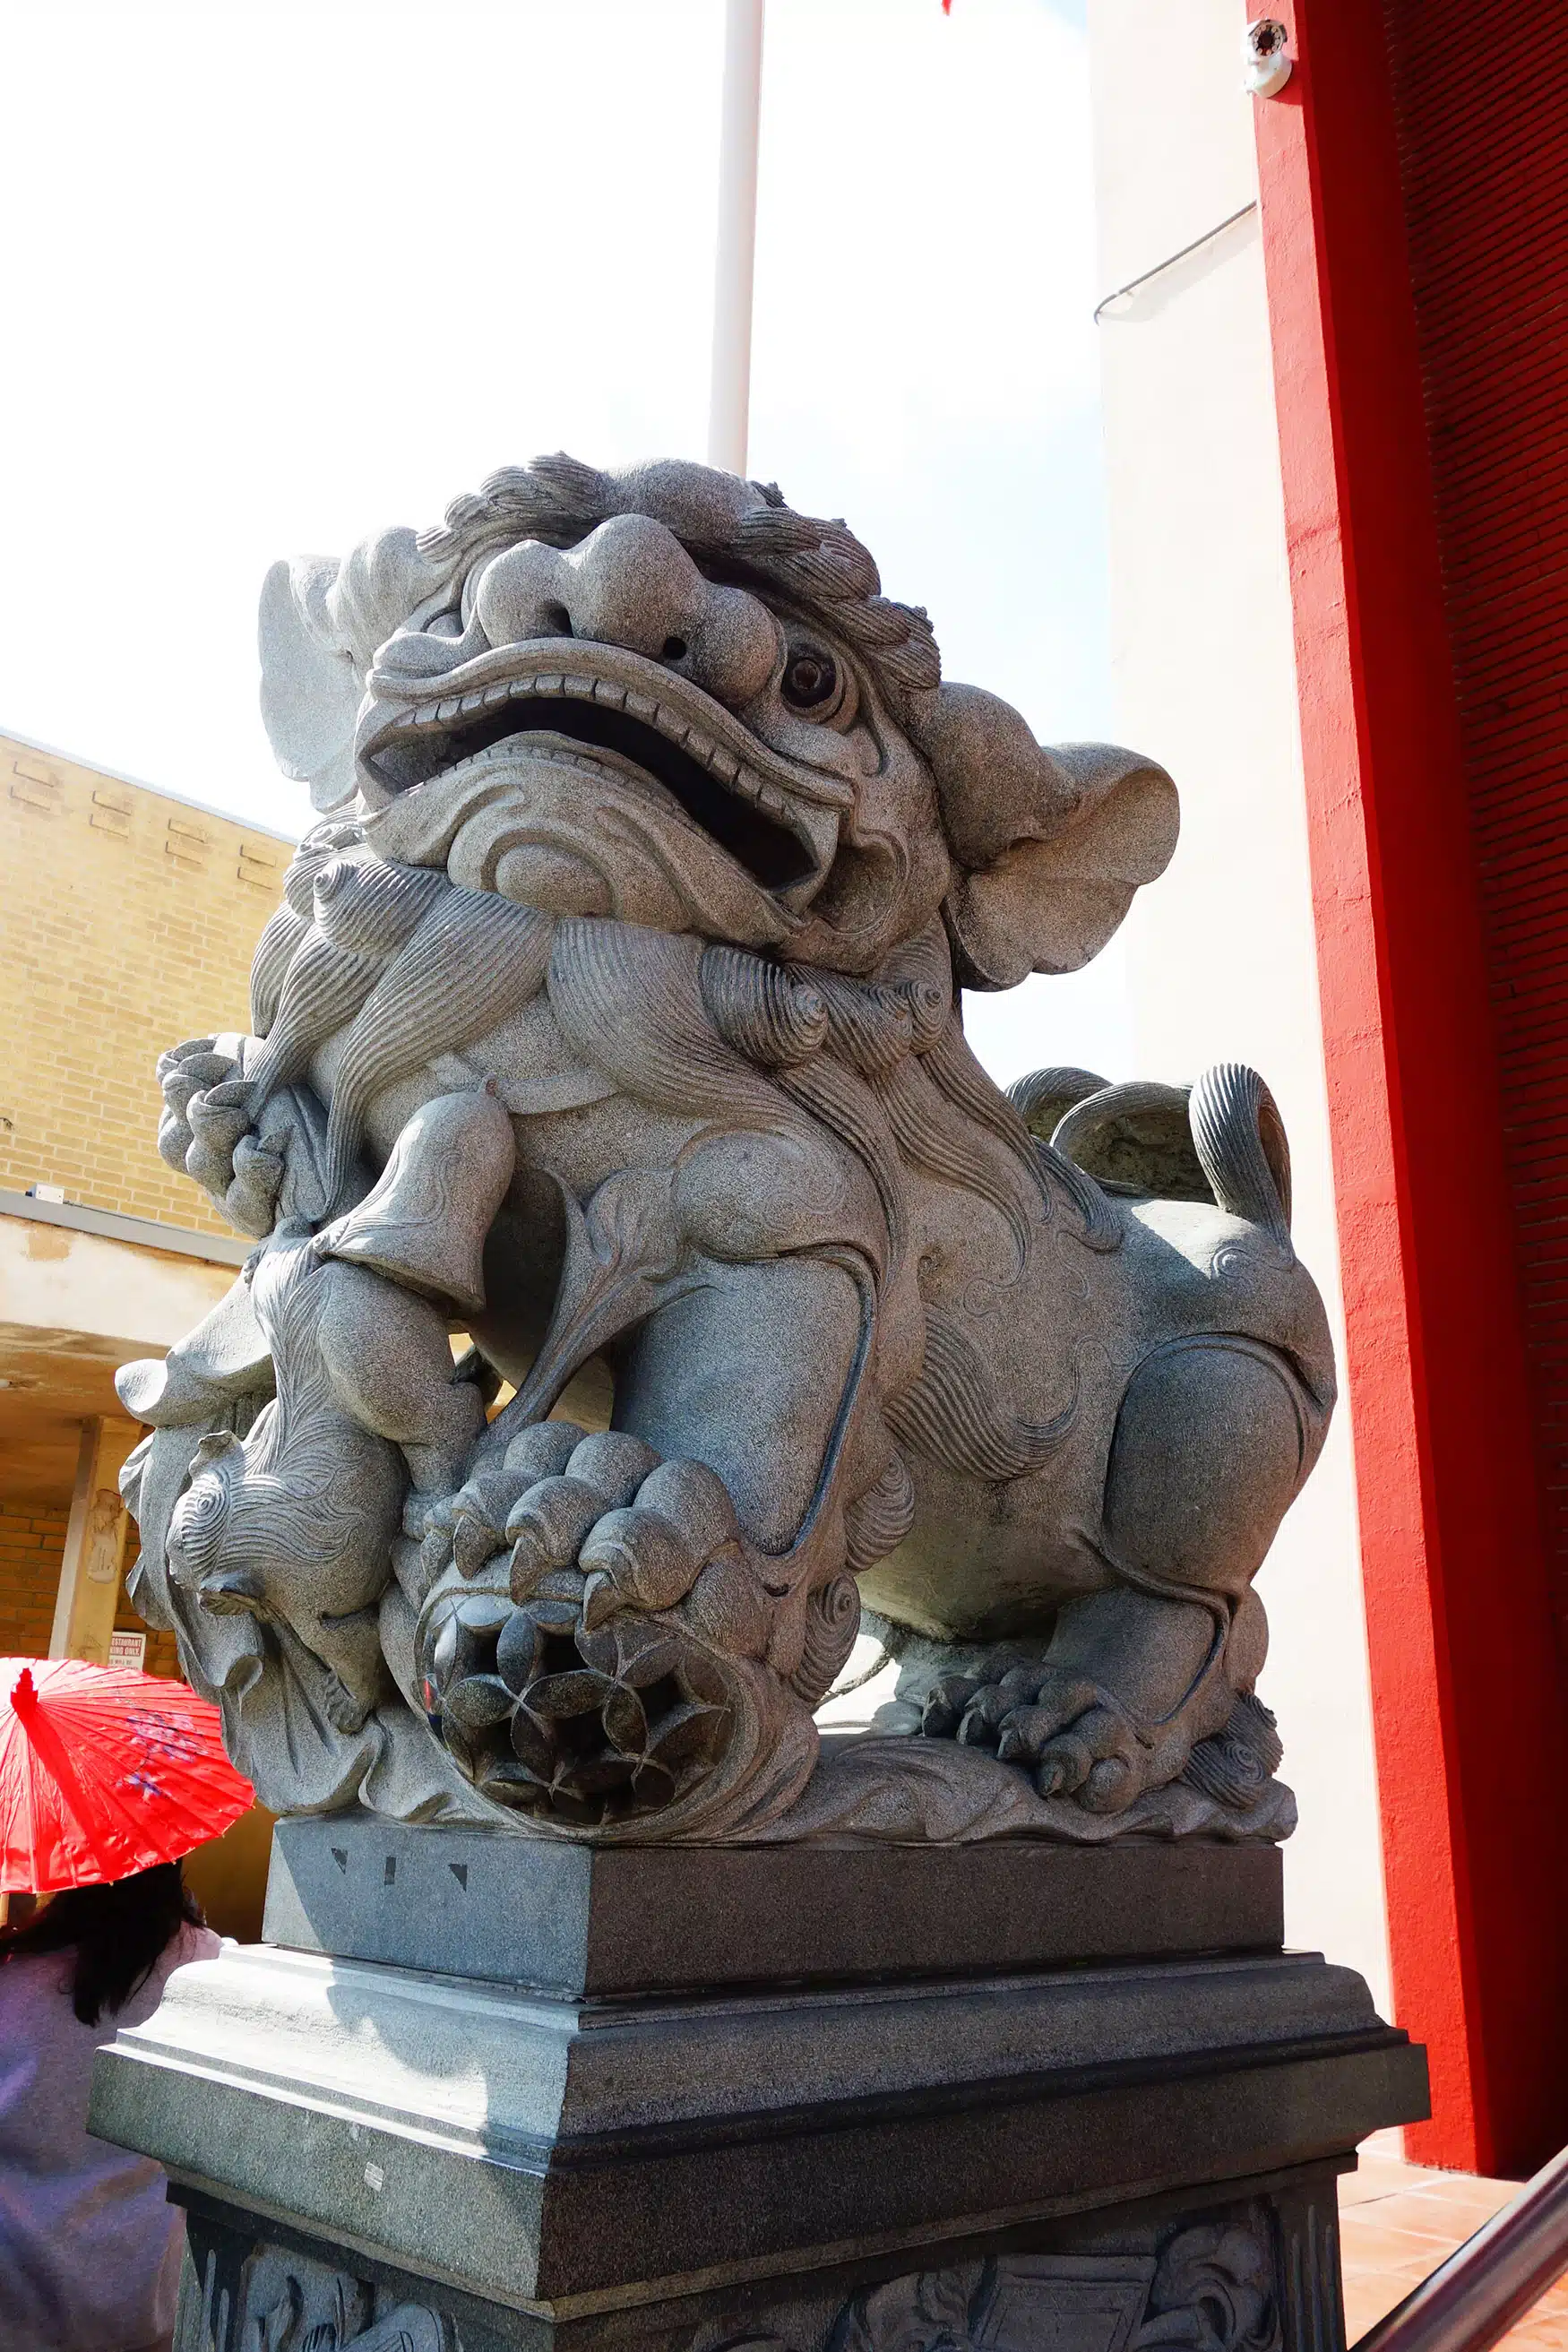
left=474, top=513, right=780, bottom=703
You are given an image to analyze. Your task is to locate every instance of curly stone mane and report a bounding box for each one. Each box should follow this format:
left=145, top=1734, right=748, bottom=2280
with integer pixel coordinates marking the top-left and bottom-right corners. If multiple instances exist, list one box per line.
left=413, top=452, right=943, bottom=710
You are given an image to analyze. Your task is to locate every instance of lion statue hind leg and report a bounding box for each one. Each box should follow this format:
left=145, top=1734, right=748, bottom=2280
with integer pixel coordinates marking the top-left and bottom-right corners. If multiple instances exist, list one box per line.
left=926, top=1332, right=1317, bottom=1813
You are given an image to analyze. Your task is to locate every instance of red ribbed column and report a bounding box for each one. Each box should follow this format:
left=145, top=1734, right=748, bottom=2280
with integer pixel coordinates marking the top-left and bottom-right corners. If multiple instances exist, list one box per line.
left=1250, top=0, right=1568, bottom=2174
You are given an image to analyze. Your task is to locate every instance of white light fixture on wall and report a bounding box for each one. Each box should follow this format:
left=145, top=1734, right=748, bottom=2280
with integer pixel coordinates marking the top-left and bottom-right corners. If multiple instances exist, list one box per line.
left=1244, top=17, right=1293, bottom=99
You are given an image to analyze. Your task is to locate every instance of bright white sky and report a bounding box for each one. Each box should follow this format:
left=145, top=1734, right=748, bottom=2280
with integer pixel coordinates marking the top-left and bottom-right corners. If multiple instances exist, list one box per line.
left=0, top=0, right=1130, bottom=1079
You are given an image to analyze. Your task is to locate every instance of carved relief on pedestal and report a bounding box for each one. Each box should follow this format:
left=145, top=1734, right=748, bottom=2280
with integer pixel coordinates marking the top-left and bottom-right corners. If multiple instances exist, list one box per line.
left=178, top=2236, right=446, bottom=2352
left=182, top=2207, right=1285, bottom=2352
left=715, top=2210, right=1281, bottom=2352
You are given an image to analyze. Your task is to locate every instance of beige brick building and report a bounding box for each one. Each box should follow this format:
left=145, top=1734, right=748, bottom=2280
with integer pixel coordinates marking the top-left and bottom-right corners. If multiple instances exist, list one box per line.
left=0, top=729, right=293, bottom=1928
left=0, top=733, right=289, bottom=1228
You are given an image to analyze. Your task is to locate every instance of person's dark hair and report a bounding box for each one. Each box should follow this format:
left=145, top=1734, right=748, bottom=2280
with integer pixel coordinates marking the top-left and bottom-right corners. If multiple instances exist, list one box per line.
left=0, top=1861, right=205, bottom=2025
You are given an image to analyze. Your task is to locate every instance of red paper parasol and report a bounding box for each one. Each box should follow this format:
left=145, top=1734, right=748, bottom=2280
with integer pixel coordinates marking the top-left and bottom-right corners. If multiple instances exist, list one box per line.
left=0, top=1657, right=254, bottom=1895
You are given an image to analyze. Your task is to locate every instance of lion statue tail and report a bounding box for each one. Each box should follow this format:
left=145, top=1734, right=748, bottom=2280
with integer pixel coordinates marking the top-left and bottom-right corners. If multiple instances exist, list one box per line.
left=1186, top=1063, right=1293, bottom=1247
left=1009, top=1060, right=1294, bottom=1254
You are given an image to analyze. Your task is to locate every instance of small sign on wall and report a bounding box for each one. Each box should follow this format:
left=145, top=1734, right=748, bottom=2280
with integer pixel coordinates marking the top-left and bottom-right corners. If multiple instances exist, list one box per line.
left=108, top=1631, right=146, bottom=1671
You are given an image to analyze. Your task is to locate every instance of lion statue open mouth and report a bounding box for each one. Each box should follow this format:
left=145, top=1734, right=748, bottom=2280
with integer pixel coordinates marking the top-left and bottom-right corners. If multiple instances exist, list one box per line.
left=116, top=455, right=1331, bottom=1844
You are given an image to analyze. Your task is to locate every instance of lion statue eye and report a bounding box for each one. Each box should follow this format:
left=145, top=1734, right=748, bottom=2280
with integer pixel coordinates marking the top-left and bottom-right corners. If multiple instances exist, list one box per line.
left=780, top=645, right=840, bottom=712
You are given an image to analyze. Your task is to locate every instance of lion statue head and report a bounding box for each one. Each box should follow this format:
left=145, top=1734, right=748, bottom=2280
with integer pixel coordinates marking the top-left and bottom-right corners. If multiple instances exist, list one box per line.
left=260, top=453, right=1176, bottom=988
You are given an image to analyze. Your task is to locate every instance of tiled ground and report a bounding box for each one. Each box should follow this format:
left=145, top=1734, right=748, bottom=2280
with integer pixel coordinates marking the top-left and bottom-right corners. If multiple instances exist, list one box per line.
left=1340, top=2134, right=1568, bottom=2348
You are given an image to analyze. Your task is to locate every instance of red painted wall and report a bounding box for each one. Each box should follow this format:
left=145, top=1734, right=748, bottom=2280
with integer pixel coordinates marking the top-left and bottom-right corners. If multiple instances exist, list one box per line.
left=1251, top=0, right=1568, bottom=2175
left=1383, top=0, right=1568, bottom=1684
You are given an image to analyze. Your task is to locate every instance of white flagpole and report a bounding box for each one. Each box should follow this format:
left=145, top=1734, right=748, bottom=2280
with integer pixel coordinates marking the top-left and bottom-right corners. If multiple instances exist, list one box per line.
left=708, top=0, right=765, bottom=477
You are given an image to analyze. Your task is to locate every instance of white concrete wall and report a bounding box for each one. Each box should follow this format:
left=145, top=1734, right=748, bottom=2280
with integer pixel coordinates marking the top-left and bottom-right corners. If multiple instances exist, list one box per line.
left=1086, top=0, right=1392, bottom=2009
left=0, top=1212, right=236, bottom=1358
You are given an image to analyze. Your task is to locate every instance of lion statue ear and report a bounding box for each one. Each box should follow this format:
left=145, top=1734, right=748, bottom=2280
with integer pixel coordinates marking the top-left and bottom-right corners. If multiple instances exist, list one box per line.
left=258, top=556, right=362, bottom=813
left=257, top=528, right=460, bottom=813
left=911, top=684, right=1179, bottom=991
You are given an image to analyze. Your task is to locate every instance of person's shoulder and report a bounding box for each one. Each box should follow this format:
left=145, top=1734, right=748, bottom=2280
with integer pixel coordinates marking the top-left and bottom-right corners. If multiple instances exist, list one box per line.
left=0, top=1948, right=82, bottom=2053
left=171, top=1922, right=224, bottom=1969
left=146, top=1920, right=222, bottom=1990
left=116, top=1920, right=224, bottom=2030
left=0, top=1947, right=73, bottom=2005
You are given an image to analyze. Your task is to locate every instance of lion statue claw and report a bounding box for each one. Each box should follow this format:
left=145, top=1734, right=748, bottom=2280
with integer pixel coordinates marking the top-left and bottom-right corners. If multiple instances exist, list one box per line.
left=116, top=456, right=1332, bottom=1843
left=410, top=1426, right=784, bottom=1820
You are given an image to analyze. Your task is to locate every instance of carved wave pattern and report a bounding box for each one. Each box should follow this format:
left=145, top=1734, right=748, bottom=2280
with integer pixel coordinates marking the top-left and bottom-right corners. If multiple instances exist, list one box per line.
left=886, top=1308, right=1077, bottom=1483
left=875, top=1054, right=1037, bottom=1268
left=321, top=891, right=552, bottom=1210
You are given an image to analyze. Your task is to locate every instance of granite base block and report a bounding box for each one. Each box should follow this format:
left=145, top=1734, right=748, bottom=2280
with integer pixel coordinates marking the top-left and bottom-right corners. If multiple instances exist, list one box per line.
left=89, top=1830, right=1427, bottom=2352
left=263, top=1815, right=1287, bottom=1993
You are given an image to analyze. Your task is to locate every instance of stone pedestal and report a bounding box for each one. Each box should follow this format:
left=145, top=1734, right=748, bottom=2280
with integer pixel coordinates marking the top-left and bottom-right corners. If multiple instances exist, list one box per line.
left=90, top=1822, right=1427, bottom=2352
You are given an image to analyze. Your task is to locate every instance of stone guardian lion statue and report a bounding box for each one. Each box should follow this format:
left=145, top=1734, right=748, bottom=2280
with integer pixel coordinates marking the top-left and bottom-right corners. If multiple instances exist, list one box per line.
left=117, top=456, right=1333, bottom=1845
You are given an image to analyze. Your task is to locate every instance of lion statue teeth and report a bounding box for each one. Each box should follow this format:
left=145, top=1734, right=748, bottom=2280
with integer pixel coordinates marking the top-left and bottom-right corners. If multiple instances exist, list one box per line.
left=116, top=456, right=1333, bottom=1845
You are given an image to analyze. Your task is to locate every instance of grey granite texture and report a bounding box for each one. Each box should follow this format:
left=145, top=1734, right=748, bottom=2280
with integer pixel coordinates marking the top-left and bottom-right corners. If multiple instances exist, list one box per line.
left=262, top=1814, right=1285, bottom=1993
left=115, top=454, right=1339, bottom=1842
left=92, top=1935, right=1423, bottom=2313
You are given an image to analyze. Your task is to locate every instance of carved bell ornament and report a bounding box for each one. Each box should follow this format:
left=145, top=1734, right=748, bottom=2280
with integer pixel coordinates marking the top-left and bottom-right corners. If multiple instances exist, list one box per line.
left=317, top=1087, right=516, bottom=1317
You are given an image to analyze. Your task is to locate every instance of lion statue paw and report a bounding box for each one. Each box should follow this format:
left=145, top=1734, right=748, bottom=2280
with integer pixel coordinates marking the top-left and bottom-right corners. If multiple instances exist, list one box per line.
left=916, top=1586, right=1250, bottom=1816
left=925, top=1666, right=1158, bottom=1811
left=155, top=1033, right=325, bottom=1238
left=411, top=1422, right=785, bottom=1826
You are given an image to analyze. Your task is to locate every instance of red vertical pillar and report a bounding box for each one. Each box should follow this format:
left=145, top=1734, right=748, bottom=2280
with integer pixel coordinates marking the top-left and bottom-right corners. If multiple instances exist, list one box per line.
left=1250, top=0, right=1568, bottom=2175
